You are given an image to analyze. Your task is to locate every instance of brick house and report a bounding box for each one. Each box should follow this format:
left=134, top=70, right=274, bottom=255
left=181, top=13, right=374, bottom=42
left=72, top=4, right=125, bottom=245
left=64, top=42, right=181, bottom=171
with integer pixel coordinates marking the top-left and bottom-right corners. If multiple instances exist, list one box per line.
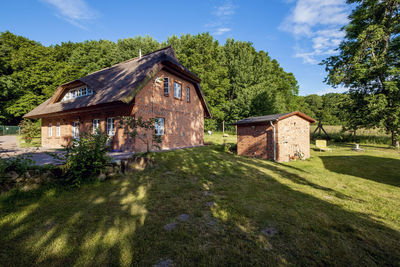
left=24, top=46, right=211, bottom=152
left=232, top=111, right=315, bottom=162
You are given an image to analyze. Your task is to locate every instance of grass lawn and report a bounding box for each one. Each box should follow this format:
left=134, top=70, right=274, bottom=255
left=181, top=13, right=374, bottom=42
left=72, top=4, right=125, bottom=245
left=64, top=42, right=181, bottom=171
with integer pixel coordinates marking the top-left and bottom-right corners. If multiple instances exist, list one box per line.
left=17, top=135, right=41, bottom=148
left=1, top=136, right=399, bottom=265
left=204, top=131, right=237, bottom=144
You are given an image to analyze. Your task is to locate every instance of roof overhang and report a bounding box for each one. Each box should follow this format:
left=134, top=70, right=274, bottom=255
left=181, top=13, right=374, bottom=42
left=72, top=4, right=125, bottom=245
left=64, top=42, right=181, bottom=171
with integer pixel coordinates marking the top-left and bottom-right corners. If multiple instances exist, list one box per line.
left=232, top=111, right=316, bottom=125
left=24, top=101, right=128, bottom=119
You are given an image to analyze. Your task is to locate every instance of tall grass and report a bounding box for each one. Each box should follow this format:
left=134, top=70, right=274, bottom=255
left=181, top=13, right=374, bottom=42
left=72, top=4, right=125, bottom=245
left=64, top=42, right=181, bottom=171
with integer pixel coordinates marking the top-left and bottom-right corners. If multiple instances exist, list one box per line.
left=311, top=125, right=391, bottom=145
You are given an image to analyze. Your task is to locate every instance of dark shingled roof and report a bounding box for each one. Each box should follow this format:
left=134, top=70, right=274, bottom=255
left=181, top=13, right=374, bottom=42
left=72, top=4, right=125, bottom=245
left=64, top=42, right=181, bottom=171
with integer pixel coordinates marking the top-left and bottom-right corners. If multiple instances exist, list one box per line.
left=232, top=111, right=315, bottom=125
left=24, top=46, right=211, bottom=118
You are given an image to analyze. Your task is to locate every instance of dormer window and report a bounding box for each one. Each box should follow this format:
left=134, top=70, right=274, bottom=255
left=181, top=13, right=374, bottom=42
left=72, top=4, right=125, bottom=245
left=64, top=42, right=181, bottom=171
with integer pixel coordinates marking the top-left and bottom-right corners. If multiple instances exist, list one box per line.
left=62, top=86, right=93, bottom=101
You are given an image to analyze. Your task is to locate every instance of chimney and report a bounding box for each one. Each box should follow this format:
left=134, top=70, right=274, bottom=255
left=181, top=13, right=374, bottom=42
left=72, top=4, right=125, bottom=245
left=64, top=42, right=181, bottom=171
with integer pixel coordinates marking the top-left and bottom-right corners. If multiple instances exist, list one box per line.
left=139, top=49, right=142, bottom=58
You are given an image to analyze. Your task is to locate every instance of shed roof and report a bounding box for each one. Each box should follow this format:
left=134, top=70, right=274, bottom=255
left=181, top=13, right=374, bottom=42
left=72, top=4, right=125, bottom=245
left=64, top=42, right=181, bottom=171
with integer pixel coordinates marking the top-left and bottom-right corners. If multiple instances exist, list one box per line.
left=24, top=46, right=211, bottom=119
left=232, top=111, right=315, bottom=125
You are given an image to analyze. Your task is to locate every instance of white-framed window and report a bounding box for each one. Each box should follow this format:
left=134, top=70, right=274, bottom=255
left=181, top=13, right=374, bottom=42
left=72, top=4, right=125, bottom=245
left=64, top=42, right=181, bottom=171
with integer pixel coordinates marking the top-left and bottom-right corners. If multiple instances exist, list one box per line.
left=174, top=82, right=182, bottom=99
left=73, top=121, right=80, bottom=139
left=107, top=118, right=115, bottom=136
left=155, top=118, right=165, bottom=136
left=56, top=122, right=60, bottom=137
left=164, top=77, right=169, bottom=95
left=62, top=86, right=94, bottom=101
left=93, top=119, right=100, bottom=134
left=186, top=87, right=190, bottom=102
left=48, top=123, right=52, bottom=137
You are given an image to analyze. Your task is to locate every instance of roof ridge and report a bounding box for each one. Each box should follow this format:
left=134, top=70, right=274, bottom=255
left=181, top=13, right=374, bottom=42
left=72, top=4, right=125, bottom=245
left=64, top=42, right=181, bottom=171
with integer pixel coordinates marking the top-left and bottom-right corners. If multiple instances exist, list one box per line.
left=84, top=46, right=174, bottom=77
left=232, top=111, right=315, bottom=125
left=246, top=112, right=291, bottom=119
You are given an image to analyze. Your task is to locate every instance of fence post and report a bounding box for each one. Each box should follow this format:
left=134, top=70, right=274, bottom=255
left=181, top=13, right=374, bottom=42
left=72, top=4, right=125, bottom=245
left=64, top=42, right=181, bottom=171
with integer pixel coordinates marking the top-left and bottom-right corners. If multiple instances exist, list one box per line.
left=222, top=121, right=225, bottom=134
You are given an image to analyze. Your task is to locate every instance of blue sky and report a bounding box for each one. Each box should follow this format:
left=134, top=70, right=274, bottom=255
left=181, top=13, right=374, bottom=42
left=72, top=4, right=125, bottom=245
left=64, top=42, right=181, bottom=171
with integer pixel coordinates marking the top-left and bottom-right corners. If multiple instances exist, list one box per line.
left=0, top=0, right=352, bottom=96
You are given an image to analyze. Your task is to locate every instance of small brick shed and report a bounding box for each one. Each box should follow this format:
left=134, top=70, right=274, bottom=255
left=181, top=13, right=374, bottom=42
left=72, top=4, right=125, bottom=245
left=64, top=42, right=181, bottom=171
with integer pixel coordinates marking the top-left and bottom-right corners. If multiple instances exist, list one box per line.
left=232, top=111, right=315, bottom=162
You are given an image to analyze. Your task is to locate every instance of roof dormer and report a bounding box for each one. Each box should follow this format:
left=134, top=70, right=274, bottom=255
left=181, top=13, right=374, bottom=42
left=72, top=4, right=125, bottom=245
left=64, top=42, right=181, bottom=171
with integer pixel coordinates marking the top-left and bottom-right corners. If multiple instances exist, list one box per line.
left=61, top=85, right=94, bottom=102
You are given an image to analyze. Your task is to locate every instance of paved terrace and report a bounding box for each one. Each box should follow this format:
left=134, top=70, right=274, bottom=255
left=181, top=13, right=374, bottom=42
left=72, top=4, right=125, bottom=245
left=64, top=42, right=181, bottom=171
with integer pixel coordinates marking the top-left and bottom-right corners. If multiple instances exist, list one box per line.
left=0, top=135, right=134, bottom=165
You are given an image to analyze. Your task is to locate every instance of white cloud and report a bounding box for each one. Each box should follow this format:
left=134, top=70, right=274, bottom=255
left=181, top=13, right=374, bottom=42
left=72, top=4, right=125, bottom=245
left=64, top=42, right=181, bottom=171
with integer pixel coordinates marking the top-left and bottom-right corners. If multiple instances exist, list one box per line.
left=280, top=0, right=350, bottom=64
left=316, top=86, right=348, bottom=95
left=214, top=27, right=231, bottom=36
left=215, top=1, right=235, bottom=17
left=41, top=0, right=99, bottom=30
left=206, top=0, right=236, bottom=36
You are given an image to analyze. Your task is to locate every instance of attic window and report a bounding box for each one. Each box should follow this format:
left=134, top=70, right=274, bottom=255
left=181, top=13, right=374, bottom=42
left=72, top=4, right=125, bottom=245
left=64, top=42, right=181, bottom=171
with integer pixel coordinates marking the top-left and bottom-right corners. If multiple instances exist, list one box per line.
left=164, top=77, right=169, bottom=95
left=62, top=86, right=93, bottom=101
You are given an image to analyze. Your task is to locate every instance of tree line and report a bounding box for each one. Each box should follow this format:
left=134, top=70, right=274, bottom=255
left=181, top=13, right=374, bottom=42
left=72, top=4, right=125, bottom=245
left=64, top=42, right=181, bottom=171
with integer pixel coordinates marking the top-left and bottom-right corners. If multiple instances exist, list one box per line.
left=4, top=0, right=398, bottom=148
left=0, top=31, right=346, bottom=127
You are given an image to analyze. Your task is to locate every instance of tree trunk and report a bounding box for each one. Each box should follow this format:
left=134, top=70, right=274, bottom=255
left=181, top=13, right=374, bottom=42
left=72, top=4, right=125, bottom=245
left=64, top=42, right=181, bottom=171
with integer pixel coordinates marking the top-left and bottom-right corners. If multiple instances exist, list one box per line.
left=146, top=141, right=150, bottom=153
left=391, top=131, right=399, bottom=148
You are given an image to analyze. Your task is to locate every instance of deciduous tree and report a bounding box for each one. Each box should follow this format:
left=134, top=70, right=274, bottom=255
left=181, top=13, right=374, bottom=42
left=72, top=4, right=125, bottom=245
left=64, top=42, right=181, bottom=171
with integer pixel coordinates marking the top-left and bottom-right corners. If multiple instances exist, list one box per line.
left=323, top=0, right=400, bottom=147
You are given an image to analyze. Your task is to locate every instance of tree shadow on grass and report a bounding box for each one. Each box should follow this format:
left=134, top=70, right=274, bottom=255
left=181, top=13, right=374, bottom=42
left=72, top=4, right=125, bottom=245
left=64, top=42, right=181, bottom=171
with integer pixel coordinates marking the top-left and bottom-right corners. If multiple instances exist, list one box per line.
left=0, top=145, right=399, bottom=266
left=320, top=155, right=400, bottom=187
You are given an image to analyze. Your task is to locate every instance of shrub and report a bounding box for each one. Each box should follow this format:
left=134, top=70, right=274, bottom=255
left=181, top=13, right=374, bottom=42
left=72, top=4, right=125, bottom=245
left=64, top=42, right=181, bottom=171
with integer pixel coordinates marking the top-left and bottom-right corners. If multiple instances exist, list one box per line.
left=228, top=143, right=237, bottom=153
left=0, top=159, right=6, bottom=182
left=60, top=130, right=111, bottom=187
left=221, top=139, right=237, bottom=153
left=19, top=119, right=41, bottom=143
left=0, top=155, right=35, bottom=183
left=205, top=119, right=218, bottom=132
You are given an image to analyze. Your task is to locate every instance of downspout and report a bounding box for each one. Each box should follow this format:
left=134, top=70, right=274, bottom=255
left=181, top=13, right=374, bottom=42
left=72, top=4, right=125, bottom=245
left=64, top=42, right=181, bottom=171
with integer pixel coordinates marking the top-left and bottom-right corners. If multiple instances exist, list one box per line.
left=269, top=121, right=276, bottom=161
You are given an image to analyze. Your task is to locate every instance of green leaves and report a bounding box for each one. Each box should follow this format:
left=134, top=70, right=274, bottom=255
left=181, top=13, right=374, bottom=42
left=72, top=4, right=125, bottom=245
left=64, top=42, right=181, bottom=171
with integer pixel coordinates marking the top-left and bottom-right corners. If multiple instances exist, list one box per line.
left=323, top=0, right=400, bottom=146
left=0, top=31, right=300, bottom=128
left=19, top=119, right=41, bottom=143
left=62, top=130, right=111, bottom=187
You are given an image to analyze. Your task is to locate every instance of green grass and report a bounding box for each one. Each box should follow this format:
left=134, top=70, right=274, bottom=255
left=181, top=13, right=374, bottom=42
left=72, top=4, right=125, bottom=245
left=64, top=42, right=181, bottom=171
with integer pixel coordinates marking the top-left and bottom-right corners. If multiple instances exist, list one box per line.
left=1, top=142, right=399, bottom=265
left=17, top=135, right=41, bottom=148
left=204, top=131, right=237, bottom=145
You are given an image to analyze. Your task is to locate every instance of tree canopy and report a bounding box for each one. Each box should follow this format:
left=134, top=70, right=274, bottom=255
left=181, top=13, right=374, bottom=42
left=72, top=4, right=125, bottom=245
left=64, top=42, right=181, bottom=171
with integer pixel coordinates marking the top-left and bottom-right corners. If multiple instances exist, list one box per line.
left=323, top=0, right=400, bottom=146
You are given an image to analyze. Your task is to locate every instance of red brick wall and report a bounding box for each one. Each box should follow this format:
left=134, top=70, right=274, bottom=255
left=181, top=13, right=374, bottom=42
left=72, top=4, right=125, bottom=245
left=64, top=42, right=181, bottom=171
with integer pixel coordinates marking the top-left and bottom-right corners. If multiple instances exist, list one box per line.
left=132, top=69, right=204, bottom=152
left=41, top=69, right=205, bottom=152
left=41, top=118, right=70, bottom=148
left=41, top=104, right=132, bottom=149
left=236, top=115, right=311, bottom=162
left=237, top=123, right=275, bottom=160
